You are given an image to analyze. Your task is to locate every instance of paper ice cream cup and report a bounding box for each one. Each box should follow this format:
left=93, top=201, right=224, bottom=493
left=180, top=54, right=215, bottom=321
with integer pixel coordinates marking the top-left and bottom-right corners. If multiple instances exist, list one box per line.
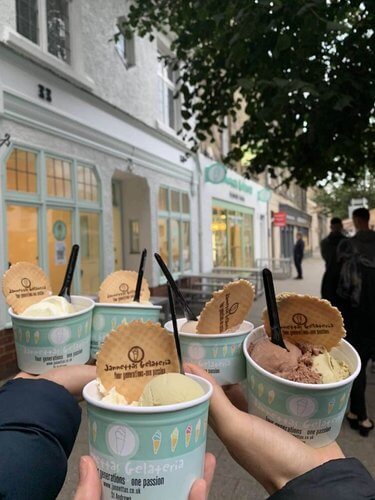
left=9, top=295, right=94, bottom=374
left=165, top=319, right=254, bottom=385
left=244, top=326, right=361, bottom=448
left=91, top=303, right=162, bottom=358
left=83, top=374, right=212, bottom=500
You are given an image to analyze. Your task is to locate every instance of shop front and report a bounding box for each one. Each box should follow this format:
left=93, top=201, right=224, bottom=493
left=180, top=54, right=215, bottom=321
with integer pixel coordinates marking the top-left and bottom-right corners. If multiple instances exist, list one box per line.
left=199, top=158, right=270, bottom=272
left=278, top=203, right=311, bottom=258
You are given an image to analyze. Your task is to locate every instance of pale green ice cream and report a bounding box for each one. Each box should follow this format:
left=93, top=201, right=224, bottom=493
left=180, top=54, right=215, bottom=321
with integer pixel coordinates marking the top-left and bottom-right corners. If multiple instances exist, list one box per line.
left=20, top=295, right=75, bottom=317
left=138, top=373, right=204, bottom=406
left=312, top=350, right=350, bottom=383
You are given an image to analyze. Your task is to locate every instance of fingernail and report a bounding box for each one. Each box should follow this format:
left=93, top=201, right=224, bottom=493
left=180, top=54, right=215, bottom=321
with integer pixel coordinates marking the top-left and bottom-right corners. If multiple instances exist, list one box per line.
left=80, top=456, right=88, bottom=480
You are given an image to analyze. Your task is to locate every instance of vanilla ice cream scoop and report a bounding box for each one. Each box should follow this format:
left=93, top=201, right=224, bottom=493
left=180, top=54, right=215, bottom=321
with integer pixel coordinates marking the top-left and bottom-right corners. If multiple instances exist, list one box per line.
left=20, top=296, right=75, bottom=317
left=180, top=320, right=198, bottom=333
left=138, top=373, right=204, bottom=406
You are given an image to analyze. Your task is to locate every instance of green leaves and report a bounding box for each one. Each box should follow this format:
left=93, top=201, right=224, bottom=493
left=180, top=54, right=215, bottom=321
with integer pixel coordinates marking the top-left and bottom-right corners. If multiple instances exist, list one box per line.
left=126, top=0, right=374, bottom=186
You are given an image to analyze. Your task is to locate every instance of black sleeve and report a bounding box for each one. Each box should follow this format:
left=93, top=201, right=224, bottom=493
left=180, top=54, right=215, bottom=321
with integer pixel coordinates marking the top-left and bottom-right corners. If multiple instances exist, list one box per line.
left=269, top=458, right=375, bottom=500
left=0, top=378, right=81, bottom=500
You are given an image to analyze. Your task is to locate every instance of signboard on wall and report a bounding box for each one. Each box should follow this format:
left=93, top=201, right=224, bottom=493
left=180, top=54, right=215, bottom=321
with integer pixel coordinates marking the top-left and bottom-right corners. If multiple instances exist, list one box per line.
left=273, top=212, right=287, bottom=227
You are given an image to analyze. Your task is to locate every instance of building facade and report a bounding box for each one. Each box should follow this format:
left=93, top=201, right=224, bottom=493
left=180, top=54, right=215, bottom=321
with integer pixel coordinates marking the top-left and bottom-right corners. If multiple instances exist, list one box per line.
left=0, top=0, right=270, bottom=375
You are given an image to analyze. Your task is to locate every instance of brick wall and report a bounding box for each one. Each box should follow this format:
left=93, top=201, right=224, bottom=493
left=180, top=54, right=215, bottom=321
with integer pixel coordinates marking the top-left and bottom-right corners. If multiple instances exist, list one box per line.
left=0, top=329, right=18, bottom=379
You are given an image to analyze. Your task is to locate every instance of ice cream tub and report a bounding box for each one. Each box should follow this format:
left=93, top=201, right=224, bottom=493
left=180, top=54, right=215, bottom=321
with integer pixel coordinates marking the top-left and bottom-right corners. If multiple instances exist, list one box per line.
left=244, top=326, right=361, bottom=448
left=9, top=296, right=94, bottom=374
left=83, top=374, right=212, bottom=500
left=165, top=319, right=254, bottom=385
left=91, top=303, right=162, bottom=358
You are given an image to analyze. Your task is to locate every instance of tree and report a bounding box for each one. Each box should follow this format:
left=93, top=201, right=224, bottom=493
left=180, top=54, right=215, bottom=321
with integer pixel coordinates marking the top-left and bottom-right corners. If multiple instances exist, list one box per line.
left=314, top=178, right=375, bottom=219
left=125, top=0, right=374, bottom=187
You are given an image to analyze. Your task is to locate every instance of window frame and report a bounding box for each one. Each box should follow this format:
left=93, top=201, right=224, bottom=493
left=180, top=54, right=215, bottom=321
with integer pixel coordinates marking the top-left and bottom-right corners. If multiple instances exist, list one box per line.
left=157, top=48, right=181, bottom=132
left=15, top=0, right=72, bottom=65
left=115, top=17, right=136, bottom=69
left=2, top=143, right=103, bottom=295
left=158, top=185, right=191, bottom=283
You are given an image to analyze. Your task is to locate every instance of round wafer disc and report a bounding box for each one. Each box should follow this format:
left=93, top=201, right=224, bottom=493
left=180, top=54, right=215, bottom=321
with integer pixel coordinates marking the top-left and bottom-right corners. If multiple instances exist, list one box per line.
left=197, top=279, right=254, bottom=334
left=262, top=293, right=345, bottom=349
left=97, top=321, right=180, bottom=402
left=98, top=270, right=150, bottom=303
left=2, top=262, right=51, bottom=314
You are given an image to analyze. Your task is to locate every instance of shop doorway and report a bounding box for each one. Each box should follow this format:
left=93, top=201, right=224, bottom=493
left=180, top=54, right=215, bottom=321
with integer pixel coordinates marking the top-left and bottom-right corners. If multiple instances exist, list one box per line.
left=47, top=208, right=72, bottom=293
left=6, top=204, right=39, bottom=267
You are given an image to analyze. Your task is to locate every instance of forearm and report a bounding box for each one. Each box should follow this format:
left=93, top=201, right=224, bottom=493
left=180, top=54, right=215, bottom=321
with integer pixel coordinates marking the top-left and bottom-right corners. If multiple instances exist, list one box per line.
left=216, top=410, right=344, bottom=494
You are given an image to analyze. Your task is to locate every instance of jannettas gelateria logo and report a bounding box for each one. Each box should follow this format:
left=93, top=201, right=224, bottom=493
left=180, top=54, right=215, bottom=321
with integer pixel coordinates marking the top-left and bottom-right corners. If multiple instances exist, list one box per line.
left=128, top=346, right=145, bottom=363
left=292, top=313, right=308, bottom=326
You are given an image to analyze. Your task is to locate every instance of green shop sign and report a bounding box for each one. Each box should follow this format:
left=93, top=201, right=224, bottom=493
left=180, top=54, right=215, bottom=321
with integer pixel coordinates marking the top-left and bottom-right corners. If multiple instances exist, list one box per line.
left=205, top=163, right=252, bottom=195
left=257, top=188, right=272, bottom=202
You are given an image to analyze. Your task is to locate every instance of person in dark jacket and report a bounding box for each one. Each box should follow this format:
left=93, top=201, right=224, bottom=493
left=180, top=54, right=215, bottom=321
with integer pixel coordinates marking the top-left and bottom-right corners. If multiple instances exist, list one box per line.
left=337, top=207, right=375, bottom=437
left=320, top=217, right=347, bottom=307
left=293, top=232, right=305, bottom=279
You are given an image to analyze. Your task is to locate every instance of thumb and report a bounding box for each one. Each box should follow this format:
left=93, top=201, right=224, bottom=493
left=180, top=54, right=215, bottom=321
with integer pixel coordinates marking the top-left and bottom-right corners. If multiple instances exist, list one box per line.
left=74, top=456, right=101, bottom=500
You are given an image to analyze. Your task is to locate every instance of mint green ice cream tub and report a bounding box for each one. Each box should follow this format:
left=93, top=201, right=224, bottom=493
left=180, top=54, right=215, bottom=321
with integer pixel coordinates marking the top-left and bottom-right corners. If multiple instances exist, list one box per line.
left=244, top=326, right=361, bottom=448
left=91, top=303, right=161, bottom=358
left=165, top=318, right=254, bottom=385
left=9, top=295, right=94, bottom=374
left=83, top=374, right=212, bottom=500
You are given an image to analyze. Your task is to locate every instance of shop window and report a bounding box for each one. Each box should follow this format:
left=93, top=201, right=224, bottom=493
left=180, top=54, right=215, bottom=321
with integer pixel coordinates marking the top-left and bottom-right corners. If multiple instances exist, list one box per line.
left=16, top=0, right=38, bottom=43
left=77, top=165, right=99, bottom=202
left=46, top=156, right=72, bottom=198
left=157, top=49, right=180, bottom=130
left=3, top=146, right=102, bottom=295
left=16, top=0, right=71, bottom=63
left=6, top=148, right=37, bottom=193
left=158, top=187, right=191, bottom=278
left=212, top=201, right=254, bottom=268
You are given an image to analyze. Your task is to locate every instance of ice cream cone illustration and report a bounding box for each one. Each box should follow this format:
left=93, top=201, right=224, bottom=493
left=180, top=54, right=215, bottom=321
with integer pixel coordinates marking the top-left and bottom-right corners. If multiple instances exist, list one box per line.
left=258, top=383, right=264, bottom=397
left=212, top=347, right=219, bottom=358
left=195, top=418, right=201, bottom=442
left=34, top=331, right=40, bottom=344
left=339, top=392, right=347, bottom=409
left=250, top=375, right=255, bottom=390
left=115, top=427, right=127, bottom=455
left=223, top=345, right=228, bottom=357
left=185, top=425, right=192, bottom=447
left=111, top=318, right=117, bottom=329
left=77, top=325, right=82, bottom=338
left=152, top=430, right=162, bottom=455
left=92, top=421, right=97, bottom=443
left=88, top=419, right=91, bottom=438
left=170, top=427, right=179, bottom=452
left=230, top=344, right=236, bottom=355
left=85, top=320, right=89, bottom=333
left=17, top=329, right=22, bottom=342
left=296, top=398, right=308, bottom=416
left=268, top=390, right=275, bottom=405
left=328, top=399, right=335, bottom=414
left=25, top=330, right=30, bottom=344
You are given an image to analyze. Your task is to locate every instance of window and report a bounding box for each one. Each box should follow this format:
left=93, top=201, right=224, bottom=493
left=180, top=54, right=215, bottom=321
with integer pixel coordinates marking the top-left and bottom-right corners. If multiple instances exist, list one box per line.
left=6, top=148, right=37, bottom=193
left=157, top=51, right=180, bottom=130
left=115, top=17, right=135, bottom=68
left=77, top=165, right=99, bottom=202
left=158, top=187, right=191, bottom=278
left=46, top=0, right=70, bottom=63
left=46, top=156, right=72, bottom=198
left=16, top=0, right=71, bottom=63
left=16, top=0, right=38, bottom=43
left=4, top=146, right=102, bottom=294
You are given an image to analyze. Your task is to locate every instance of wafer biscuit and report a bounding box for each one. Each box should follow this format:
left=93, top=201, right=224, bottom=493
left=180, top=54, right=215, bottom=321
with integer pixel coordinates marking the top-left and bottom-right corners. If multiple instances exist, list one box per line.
left=2, top=262, right=51, bottom=314
left=262, top=293, right=345, bottom=349
left=97, top=321, right=180, bottom=402
left=98, top=270, right=150, bottom=303
left=197, top=279, right=254, bottom=334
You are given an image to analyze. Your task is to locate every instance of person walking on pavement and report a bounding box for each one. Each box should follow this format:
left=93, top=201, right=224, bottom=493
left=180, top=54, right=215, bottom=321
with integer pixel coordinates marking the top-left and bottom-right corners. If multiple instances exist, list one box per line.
left=320, top=217, right=347, bottom=307
left=337, top=207, right=375, bottom=437
left=293, top=232, right=305, bottom=279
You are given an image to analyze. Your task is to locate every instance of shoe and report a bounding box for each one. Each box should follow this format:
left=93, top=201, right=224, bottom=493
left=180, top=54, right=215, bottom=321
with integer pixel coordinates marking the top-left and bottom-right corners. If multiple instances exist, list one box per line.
left=293, top=277, right=303, bottom=280
left=371, top=362, right=375, bottom=374
left=359, top=419, right=374, bottom=437
left=346, top=414, right=359, bottom=430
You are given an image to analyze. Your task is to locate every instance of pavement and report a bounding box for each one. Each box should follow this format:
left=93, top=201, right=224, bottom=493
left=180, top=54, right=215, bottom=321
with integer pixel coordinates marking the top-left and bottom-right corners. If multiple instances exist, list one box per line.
left=47, top=258, right=375, bottom=497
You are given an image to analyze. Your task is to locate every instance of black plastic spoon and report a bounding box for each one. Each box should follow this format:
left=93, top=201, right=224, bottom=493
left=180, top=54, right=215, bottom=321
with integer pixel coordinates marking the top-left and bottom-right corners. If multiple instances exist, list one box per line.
left=262, top=268, right=287, bottom=349
left=133, top=249, right=147, bottom=302
left=58, top=244, right=79, bottom=303
left=167, top=284, right=184, bottom=374
left=154, top=253, right=197, bottom=321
